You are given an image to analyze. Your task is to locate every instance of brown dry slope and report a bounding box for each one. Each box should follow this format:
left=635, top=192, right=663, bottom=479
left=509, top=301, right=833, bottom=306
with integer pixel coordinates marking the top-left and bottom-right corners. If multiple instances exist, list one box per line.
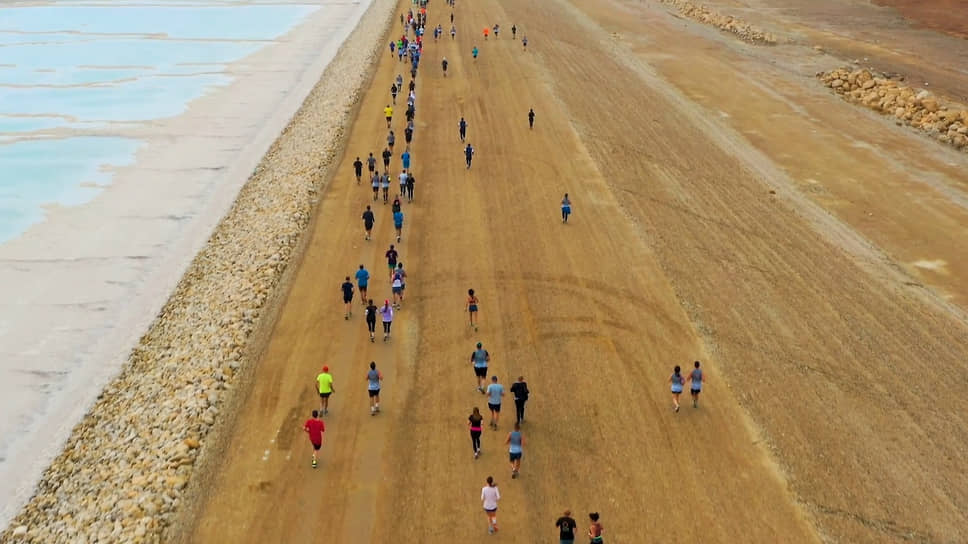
left=181, top=0, right=968, bottom=543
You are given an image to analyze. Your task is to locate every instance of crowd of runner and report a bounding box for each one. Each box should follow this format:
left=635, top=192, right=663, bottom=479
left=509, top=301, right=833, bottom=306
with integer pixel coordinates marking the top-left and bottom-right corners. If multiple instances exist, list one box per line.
left=302, top=1, right=710, bottom=540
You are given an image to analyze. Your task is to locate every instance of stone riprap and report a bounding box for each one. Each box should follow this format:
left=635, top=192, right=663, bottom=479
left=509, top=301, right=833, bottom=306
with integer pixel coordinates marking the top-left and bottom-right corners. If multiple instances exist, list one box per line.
left=659, top=0, right=777, bottom=44
left=819, top=67, right=968, bottom=151
left=0, top=0, right=395, bottom=541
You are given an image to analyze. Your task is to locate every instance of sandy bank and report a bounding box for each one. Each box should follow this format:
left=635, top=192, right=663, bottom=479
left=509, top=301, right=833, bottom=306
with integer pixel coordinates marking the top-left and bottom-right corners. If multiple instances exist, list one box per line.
left=0, top=0, right=395, bottom=541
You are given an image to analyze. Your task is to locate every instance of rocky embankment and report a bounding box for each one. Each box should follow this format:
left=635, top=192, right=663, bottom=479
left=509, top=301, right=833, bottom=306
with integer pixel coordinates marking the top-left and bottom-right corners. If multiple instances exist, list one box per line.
left=0, top=0, right=394, bottom=542
left=659, top=0, right=777, bottom=44
left=819, top=67, right=968, bottom=151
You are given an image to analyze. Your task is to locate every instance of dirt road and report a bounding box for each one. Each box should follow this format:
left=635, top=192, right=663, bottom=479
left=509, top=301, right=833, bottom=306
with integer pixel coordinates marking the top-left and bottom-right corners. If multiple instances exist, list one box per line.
left=178, top=0, right=968, bottom=542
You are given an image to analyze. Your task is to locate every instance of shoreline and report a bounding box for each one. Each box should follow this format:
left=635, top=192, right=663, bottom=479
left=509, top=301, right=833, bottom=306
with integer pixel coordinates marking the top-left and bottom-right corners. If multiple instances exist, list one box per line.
left=0, top=0, right=393, bottom=540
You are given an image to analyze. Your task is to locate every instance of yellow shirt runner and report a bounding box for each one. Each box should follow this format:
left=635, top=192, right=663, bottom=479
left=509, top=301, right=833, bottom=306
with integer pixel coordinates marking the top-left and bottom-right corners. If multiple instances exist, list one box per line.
left=316, top=371, right=333, bottom=394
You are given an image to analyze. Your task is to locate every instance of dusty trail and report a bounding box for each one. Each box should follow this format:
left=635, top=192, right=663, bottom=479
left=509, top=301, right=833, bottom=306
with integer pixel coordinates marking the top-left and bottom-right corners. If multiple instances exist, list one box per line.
left=179, top=0, right=968, bottom=543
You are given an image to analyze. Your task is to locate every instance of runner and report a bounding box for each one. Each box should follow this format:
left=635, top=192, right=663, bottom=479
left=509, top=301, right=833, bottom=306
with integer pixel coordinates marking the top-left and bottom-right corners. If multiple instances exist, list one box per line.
left=365, top=299, right=378, bottom=342
left=511, top=24, right=517, bottom=39
left=362, top=205, right=375, bottom=240
left=408, top=79, right=416, bottom=94
left=384, top=104, right=393, bottom=128
left=458, top=117, right=467, bottom=141
left=486, top=375, right=504, bottom=429
left=470, top=342, right=489, bottom=392
left=468, top=407, right=484, bottom=458
left=404, top=122, right=414, bottom=148
left=556, top=510, right=578, bottom=544
left=464, top=143, right=474, bottom=169
left=371, top=171, right=380, bottom=201
left=390, top=82, right=398, bottom=104
left=381, top=171, right=391, bottom=203
left=382, top=147, right=392, bottom=170
left=366, top=361, right=383, bottom=414
left=466, top=288, right=480, bottom=330
left=401, top=149, right=411, bottom=171
left=522, top=35, right=528, bottom=50
left=396, top=74, right=403, bottom=89
left=493, top=24, right=500, bottom=38
left=406, top=171, right=415, bottom=202
left=405, top=104, right=415, bottom=123
left=509, top=375, right=529, bottom=424
left=387, top=130, right=396, bottom=152
left=670, top=365, right=685, bottom=412
left=385, top=244, right=399, bottom=279
left=380, top=300, right=394, bottom=341
left=366, top=152, right=377, bottom=175
left=355, top=264, right=370, bottom=302
left=451, top=24, right=456, bottom=39
left=505, top=422, right=524, bottom=478
left=442, top=56, right=449, bottom=77
left=303, top=410, right=326, bottom=468
left=315, top=366, right=334, bottom=415
left=392, top=195, right=402, bottom=214
left=528, top=107, right=535, bottom=129
left=588, top=513, right=604, bottom=543
left=341, top=276, right=354, bottom=319
left=395, top=262, right=407, bottom=304
left=561, top=193, right=572, bottom=223
left=472, top=45, right=479, bottom=59
left=481, top=477, right=501, bottom=534
left=398, top=169, right=408, bottom=197
left=389, top=40, right=395, bottom=57
left=393, top=207, right=404, bottom=243
left=482, top=27, right=489, bottom=40
left=688, top=360, right=704, bottom=408
left=353, top=156, right=363, bottom=183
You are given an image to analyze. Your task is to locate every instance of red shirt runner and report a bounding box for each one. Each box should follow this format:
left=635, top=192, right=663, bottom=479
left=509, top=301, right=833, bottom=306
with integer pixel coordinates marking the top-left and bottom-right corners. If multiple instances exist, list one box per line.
left=304, top=419, right=325, bottom=445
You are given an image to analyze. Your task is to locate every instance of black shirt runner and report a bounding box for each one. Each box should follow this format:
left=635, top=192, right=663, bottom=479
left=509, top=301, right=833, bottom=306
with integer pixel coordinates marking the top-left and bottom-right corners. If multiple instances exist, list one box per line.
left=555, top=516, right=577, bottom=540
left=341, top=281, right=354, bottom=300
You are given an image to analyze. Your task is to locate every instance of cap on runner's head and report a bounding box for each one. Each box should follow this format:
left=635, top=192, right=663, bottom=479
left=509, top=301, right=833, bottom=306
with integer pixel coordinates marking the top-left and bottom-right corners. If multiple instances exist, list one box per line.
left=477, top=342, right=482, bottom=347
left=323, top=366, right=329, bottom=372
left=385, top=299, right=390, bottom=305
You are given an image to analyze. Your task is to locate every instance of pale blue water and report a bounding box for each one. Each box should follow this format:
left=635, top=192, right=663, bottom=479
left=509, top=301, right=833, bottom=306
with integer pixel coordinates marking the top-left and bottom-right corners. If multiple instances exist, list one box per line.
left=0, top=1, right=318, bottom=242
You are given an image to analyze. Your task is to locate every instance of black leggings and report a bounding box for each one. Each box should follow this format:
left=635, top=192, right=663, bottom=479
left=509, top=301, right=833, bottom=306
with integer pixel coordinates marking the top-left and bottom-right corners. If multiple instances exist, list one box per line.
left=367, top=319, right=376, bottom=332
left=383, top=321, right=392, bottom=333
left=470, top=430, right=481, bottom=452
left=515, top=399, right=527, bottom=423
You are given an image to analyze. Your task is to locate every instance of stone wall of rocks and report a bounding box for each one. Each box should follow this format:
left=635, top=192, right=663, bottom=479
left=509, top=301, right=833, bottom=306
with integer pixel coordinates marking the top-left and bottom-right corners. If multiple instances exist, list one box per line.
left=0, top=0, right=396, bottom=542
left=658, top=0, right=777, bottom=44
left=818, top=67, right=968, bottom=151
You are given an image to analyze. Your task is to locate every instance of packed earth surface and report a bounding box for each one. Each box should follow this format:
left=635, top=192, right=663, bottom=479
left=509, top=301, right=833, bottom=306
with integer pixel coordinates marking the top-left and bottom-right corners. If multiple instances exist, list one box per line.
left=176, top=0, right=968, bottom=542
left=5, top=0, right=968, bottom=543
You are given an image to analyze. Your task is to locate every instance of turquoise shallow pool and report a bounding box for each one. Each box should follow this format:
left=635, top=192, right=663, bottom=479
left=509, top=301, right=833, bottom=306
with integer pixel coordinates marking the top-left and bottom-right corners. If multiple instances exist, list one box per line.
left=0, top=0, right=318, bottom=242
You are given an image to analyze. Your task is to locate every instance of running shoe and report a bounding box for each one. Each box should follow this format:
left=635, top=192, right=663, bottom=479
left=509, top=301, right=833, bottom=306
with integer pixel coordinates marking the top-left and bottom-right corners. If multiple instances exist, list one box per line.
left=312, top=459, right=317, bottom=468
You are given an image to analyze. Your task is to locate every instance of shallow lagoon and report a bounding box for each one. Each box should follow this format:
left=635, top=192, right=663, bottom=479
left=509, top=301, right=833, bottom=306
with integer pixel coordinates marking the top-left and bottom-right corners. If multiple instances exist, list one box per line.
left=0, top=1, right=318, bottom=241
